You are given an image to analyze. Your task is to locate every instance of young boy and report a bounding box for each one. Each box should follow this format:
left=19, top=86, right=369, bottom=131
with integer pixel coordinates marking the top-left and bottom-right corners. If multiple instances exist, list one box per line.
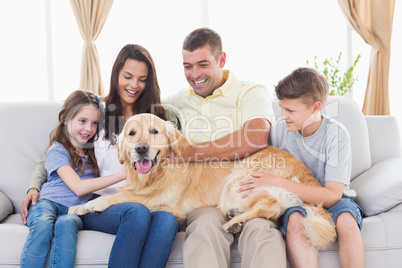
left=239, top=67, right=364, bottom=268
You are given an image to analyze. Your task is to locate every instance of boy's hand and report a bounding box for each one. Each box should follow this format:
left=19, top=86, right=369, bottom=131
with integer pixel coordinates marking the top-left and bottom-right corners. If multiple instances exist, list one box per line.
left=20, top=188, right=40, bottom=224
left=238, top=173, right=283, bottom=198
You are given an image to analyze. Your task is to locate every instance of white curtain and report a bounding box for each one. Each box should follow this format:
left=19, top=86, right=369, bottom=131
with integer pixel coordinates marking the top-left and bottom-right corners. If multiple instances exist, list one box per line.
left=70, top=0, right=114, bottom=95
left=337, top=0, right=396, bottom=115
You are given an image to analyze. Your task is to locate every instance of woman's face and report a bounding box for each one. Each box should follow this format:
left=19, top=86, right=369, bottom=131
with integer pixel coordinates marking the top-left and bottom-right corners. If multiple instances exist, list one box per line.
left=118, top=59, right=149, bottom=112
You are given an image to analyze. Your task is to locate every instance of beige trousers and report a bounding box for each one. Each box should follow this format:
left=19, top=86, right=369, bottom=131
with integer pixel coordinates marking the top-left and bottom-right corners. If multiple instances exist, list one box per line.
left=183, top=207, right=286, bottom=268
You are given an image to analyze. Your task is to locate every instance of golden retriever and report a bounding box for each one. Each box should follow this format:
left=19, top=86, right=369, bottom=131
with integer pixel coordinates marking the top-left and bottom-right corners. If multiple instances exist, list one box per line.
left=69, top=113, right=336, bottom=249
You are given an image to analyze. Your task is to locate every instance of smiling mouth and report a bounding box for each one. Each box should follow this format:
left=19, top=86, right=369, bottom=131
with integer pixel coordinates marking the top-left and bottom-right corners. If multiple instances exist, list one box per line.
left=79, top=133, right=90, bottom=140
left=193, top=79, right=207, bottom=86
left=134, top=151, right=160, bottom=174
left=126, top=89, right=138, bottom=97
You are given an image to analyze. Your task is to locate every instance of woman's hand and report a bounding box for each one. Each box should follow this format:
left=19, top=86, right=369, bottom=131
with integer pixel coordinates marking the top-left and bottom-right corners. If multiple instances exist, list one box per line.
left=20, top=188, right=40, bottom=224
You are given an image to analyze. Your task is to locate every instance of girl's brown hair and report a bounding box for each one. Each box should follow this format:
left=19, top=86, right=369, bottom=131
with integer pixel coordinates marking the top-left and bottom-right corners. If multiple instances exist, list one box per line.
left=104, top=44, right=166, bottom=144
left=47, top=89, right=100, bottom=176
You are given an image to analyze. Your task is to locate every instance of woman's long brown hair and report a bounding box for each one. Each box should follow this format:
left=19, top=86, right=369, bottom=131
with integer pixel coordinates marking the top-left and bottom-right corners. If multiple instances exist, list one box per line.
left=104, top=44, right=166, bottom=144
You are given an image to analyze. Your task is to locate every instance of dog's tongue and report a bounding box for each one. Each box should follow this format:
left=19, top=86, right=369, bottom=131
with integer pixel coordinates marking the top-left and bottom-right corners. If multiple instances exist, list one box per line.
left=135, top=159, right=153, bottom=174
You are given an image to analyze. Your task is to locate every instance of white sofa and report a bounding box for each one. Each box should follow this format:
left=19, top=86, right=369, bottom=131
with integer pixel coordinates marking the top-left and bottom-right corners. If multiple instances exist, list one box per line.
left=1, top=96, right=402, bottom=267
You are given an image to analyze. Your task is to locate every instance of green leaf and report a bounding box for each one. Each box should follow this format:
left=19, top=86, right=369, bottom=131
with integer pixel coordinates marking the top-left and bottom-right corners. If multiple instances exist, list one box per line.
left=306, top=52, right=360, bottom=97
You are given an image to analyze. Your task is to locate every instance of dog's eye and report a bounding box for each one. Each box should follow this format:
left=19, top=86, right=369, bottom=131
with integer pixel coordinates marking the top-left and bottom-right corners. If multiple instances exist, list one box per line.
left=150, top=129, right=158, bottom=135
left=128, top=130, right=136, bottom=136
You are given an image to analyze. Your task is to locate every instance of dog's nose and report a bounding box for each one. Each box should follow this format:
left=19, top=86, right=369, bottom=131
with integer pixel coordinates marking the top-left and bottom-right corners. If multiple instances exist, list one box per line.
left=135, top=142, right=149, bottom=155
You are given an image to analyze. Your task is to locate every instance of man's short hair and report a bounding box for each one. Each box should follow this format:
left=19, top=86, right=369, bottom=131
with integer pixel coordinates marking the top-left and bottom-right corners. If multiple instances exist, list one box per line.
left=275, top=67, right=329, bottom=106
left=183, top=27, right=222, bottom=60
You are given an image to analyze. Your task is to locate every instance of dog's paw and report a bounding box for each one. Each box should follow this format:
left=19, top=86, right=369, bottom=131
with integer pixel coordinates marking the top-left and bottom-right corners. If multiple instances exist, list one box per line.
left=68, top=205, right=89, bottom=216
left=83, top=199, right=110, bottom=214
left=226, top=208, right=242, bottom=219
left=223, top=221, right=244, bottom=234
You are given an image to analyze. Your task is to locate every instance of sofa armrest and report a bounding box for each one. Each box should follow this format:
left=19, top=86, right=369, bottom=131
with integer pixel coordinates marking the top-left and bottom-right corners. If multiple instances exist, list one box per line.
left=365, top=116, right=402, bottom=165
left=351, top=157, right=402, bottom=217
left=0, top=190, right=14, bottom=221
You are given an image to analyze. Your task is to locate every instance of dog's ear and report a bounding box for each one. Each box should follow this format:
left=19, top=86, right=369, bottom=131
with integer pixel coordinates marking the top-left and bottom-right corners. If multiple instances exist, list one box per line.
left=117, top=129, right=126, bottom=164
left=165, top=121, right=187, bottom=156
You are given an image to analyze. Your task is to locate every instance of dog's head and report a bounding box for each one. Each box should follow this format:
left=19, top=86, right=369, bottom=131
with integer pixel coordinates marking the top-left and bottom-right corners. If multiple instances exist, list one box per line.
left=117, top=113, right=186, bottom=175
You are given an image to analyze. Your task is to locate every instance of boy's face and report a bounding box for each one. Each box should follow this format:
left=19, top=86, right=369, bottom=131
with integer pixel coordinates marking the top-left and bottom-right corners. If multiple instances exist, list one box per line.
left=182, top=44, right=226, bottom=98
left=279, top=98, right=321, bottom=135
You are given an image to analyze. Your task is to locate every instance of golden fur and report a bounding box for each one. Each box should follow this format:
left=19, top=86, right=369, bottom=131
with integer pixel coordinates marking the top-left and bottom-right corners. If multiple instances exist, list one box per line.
left=69, top=113, right=336, bottom=248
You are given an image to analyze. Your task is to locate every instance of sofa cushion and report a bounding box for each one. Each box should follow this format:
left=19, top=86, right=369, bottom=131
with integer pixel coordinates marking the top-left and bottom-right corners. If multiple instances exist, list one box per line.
left=322, top=97, right=372, bottom=180
left=0, top=191, right=13, bottom=221
left=365, top=116, right=402, bottom=165
left=351, top=157, right=402, bottom=216
left=0, top=101, right=62, bottom=213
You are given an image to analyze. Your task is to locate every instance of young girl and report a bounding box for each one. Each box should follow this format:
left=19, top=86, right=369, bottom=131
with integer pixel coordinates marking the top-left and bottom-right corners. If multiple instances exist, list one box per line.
left=20, top=90, right=126, bottom=268
left=21, top=44, right=178, bottom=268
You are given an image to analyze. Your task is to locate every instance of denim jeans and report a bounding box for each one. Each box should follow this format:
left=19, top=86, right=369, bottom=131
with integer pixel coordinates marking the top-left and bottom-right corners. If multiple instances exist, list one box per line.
left=20, top=198, right=83, bottom=268
left=82, top=202, right=178, bottom=268
left=279, top=197, right=363, bottom=239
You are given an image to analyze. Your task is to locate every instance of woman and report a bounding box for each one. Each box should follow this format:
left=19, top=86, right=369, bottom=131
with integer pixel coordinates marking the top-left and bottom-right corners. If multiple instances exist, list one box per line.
left=21, top=44, right=178, bottom=268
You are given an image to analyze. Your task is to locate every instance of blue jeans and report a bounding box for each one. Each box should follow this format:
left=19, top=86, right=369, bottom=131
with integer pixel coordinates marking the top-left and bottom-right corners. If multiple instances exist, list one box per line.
left=20, top=198, right=83, bottom=268
left=82, top=202, right=178, bottom=268
left=279, top=197, right=363, bottom=239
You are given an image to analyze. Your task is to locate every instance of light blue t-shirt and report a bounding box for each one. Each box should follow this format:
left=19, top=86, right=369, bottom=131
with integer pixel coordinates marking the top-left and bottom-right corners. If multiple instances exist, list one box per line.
left=39, top=142, right=95, bottom=207
left=270, top=116, right=356, bottom=198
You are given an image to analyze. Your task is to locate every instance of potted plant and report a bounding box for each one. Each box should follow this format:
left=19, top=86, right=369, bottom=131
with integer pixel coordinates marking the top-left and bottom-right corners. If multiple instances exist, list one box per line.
left=307, top=52, right=361, bottom=97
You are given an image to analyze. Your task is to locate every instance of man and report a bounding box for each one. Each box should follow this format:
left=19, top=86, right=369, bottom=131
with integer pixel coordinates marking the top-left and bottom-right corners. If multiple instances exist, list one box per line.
left=165, top=27, right=286, bottom=268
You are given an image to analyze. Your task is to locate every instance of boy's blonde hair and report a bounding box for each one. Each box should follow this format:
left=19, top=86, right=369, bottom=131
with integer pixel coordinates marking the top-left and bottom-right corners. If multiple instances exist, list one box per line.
left=275, top=67, right=329, bottom=107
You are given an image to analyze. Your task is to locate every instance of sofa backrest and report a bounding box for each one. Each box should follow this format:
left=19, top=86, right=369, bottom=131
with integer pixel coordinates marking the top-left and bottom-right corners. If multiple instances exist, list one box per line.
left=271, top=96, right=372, bottom=180
left=0, top=97, right=373, bottom=213
left=0, top=101, right=62, bottom=213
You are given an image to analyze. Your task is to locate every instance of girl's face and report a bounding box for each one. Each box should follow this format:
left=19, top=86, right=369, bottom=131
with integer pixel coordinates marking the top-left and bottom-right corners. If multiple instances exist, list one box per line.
left=118, top=59, right=149, bottom=112
left=65, top=105, right=99, bottom=151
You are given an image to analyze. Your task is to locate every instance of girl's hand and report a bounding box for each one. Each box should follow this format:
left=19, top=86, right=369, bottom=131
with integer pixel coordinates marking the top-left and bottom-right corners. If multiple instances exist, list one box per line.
left=238, top=173, right=282, bottom=198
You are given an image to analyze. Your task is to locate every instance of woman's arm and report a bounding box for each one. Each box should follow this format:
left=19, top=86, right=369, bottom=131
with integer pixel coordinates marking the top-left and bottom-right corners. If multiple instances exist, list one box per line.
left=57, top=166, right=125, bottom=196
left=21, top=161, right=47, bottom=224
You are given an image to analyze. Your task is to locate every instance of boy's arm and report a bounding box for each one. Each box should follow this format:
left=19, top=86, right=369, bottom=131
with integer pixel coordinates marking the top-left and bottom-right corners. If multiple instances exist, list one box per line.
left=239, top=174, right=345, bottom=208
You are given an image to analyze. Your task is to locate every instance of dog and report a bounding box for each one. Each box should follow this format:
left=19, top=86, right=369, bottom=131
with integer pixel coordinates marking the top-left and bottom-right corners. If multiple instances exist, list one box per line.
left=69, top=113, right=336, bottom=249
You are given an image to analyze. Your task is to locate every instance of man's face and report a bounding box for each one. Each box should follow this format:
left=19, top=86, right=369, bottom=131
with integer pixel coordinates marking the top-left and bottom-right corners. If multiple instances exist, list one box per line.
left=182, top=44, right=226, bottom=98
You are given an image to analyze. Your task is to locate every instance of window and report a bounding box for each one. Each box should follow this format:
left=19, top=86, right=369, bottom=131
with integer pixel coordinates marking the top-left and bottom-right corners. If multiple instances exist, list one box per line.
left=1, top=0, right=400, bottom=127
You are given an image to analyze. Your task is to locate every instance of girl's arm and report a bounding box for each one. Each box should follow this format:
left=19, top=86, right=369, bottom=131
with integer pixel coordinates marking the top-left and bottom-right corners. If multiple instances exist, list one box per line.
left=239, top=173, right=344, bottom=208
left=57, top=166, right=125, bottom=196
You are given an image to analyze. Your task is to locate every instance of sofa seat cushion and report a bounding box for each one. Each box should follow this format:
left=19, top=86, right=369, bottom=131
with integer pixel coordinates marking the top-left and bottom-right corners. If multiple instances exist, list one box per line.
left=351, top=157, right=402, bottom=216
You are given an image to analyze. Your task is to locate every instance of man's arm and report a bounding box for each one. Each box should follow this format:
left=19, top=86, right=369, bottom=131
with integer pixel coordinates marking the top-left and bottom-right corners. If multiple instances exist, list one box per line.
left=178, top=117, right=270, bottom=161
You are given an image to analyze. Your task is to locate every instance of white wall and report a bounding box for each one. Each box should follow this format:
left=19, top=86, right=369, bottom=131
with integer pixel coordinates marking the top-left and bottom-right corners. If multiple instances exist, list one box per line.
left=1, top=0, right=401, bottom=129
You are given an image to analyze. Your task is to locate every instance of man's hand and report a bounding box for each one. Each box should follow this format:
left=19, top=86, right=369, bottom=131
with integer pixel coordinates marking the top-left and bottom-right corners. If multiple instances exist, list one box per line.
left=164, top=151, right=184, bottom=164
left=20, top=188, right=39, bottom=224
